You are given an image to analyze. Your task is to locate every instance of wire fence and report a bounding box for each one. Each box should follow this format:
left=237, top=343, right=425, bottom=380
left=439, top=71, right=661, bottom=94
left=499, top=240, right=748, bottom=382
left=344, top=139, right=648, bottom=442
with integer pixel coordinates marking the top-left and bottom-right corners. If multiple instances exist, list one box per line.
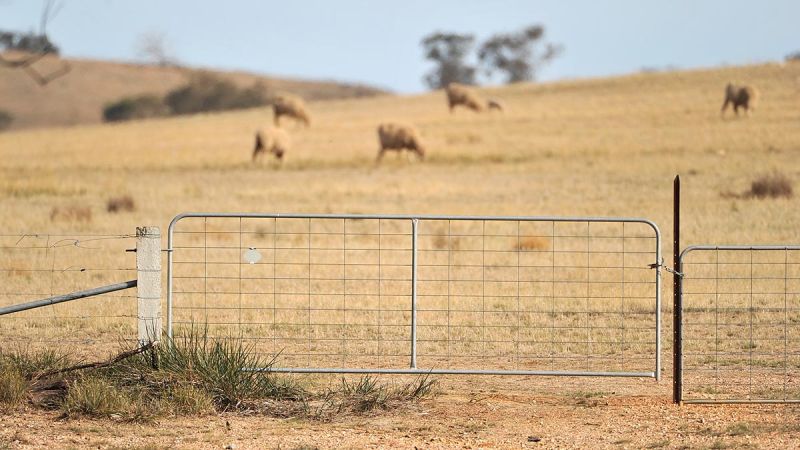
left=0, top=233, right=138, bottom=359
left=679, top=246, right=800, bottom=403
left=168, top=214, right=662, bottom=377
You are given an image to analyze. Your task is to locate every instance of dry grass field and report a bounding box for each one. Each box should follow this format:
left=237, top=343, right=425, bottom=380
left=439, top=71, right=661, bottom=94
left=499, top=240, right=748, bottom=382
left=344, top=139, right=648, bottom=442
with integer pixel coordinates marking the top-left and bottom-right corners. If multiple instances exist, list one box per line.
left=2, top=62, right=800, bottom=448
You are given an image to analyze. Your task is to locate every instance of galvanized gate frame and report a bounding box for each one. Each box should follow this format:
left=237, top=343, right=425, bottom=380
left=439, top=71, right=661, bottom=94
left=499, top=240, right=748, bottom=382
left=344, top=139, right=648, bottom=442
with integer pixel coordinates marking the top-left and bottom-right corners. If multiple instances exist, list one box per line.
left=672, top=176, right=800, bottom=403
left=167, top=212, right=662, bottom=379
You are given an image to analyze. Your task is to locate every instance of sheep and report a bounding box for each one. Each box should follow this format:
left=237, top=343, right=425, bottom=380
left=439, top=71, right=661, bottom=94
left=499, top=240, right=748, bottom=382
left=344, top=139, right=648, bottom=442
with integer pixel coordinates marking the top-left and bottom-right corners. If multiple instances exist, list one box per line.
left=272, top=94, right=311, bottom=127
left=252, top=127, right=290, bottom=162
left=487, top=98, right=505, bottom=112
left=721, top=83, right=758, bottom=117
left=376, top=123, right=426, bottom=162
left=445, top=83, right=484, bottom=113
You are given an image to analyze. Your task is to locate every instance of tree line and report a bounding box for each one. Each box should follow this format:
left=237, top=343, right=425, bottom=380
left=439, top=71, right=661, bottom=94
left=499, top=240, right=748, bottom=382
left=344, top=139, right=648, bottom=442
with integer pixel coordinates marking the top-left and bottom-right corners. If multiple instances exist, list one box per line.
left=421, top=24, right=562, bottom=89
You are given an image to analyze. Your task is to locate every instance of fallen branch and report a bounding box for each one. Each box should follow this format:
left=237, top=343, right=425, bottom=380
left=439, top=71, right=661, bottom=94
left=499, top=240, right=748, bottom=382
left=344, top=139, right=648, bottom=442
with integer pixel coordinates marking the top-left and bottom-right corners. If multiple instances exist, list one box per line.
left=32, top=341, right=157, bottom=381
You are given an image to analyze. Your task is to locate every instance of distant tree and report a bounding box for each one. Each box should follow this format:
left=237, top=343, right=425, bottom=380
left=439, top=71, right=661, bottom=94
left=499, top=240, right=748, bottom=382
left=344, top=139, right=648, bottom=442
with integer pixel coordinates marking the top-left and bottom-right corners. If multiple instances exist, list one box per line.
left=0, top=30, right=59, bottom=54
left=0, top=0, right=70, bottom=86
left=136, top=31, right=178, bottom=67
left=0, top=110, right=13, bottom=131
left=421, top=32, right=477, bottom=89
left=477, top=25, right=562, bottom=83
left=786, top=51, right=800, bottom=62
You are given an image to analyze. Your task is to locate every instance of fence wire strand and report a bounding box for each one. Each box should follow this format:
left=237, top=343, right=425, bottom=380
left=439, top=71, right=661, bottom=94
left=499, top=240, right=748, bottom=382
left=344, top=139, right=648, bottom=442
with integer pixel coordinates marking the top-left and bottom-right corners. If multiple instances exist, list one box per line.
left=0, top=233, right=138, bottom=358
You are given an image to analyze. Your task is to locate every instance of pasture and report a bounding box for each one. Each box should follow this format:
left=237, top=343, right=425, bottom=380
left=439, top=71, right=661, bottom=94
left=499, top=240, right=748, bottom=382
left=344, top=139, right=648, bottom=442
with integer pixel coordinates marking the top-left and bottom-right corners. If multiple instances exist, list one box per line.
left=2, top=61, right=800, bottom=448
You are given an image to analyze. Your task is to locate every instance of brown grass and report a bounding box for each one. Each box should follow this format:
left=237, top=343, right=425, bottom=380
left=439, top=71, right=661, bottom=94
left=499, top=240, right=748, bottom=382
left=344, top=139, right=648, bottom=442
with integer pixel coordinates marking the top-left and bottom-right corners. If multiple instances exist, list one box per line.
left=49, top=205, right=92, bottom=223
left=513, top=236, right=550, bottom=251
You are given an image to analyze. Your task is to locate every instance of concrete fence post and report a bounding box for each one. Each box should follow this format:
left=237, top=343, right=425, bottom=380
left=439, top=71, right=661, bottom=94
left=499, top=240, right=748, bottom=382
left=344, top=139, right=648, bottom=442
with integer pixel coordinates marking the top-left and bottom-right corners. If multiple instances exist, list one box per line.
left=137, top=226, right=161, bottom=345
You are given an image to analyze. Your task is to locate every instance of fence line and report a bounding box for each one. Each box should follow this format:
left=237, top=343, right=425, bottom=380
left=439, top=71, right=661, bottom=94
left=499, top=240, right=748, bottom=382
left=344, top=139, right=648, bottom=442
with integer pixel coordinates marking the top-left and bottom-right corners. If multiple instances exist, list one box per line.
left=0, top=229, right=160, bottom=359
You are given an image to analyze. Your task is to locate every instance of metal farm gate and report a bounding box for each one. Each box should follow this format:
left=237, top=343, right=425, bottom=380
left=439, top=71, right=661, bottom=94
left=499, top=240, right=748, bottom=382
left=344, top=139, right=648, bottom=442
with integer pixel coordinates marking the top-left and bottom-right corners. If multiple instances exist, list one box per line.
left=167, top=213, right=662, bottom=378
left=675, top=245, right=800, bottom=403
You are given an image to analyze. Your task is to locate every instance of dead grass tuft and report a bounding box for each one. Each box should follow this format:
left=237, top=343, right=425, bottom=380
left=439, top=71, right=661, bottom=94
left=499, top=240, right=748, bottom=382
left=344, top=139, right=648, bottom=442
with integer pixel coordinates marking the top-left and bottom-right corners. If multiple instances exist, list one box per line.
left=106, top=195, right=136, bottom=213
left=50, top=205, right=92, bottom=222
left=514, top=236, right=550, bottom=251
left=747, top=172, right=793, bottom=199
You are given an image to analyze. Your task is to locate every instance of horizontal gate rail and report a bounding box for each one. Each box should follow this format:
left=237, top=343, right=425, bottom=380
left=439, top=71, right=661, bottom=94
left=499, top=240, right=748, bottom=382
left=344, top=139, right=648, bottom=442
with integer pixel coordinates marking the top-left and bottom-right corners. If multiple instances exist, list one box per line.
left=0, top=279, right=137, bottom=316
left=677, top=245, right=800, bottom=404
left=168, top=212, right=662, bottom=378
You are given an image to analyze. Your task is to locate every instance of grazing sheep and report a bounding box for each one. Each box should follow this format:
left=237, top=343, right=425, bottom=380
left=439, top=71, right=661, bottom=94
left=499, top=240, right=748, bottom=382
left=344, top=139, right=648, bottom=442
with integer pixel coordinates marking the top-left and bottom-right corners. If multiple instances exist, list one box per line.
left=377, top=123, right=425, bottom=162
left=487, top=98, right=505, bottom=112
left=253, top=128, right=290, bottom=162
left=272, top=94, right=311, bottom=127
left=721, top=83, right=758, bottom=117
left=445, top=83, right=484, bottom=113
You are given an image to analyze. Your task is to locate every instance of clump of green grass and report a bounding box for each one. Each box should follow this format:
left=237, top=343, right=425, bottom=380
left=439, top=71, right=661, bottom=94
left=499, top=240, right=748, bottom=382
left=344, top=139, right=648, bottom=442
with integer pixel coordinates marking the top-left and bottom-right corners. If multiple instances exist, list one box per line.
left=133, top=328, right=305, bottom=409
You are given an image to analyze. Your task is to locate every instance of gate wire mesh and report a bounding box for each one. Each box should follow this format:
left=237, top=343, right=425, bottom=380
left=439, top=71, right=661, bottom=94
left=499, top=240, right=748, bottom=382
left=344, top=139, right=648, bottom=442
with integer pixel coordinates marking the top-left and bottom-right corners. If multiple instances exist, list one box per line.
left=168, top=214, right=661, bottom=377
left=680, top=246, right=800, bottom=403
left=0, top=234, right=138, bottom=359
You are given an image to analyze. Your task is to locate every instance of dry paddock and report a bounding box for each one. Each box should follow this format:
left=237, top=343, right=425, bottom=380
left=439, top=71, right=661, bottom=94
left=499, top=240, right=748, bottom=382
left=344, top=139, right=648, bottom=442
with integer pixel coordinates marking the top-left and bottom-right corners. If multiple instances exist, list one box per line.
left=2, top=375, right=800, bottom=449
left=2, top=62, right=800, bottom=448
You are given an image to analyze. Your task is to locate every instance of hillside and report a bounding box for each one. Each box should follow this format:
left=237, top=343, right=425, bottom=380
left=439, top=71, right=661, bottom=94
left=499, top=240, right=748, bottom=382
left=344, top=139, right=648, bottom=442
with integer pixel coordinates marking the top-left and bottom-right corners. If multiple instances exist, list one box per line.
left=0, top=61, right=799, bottom=242
left=0, top=54, right=387, bottom=129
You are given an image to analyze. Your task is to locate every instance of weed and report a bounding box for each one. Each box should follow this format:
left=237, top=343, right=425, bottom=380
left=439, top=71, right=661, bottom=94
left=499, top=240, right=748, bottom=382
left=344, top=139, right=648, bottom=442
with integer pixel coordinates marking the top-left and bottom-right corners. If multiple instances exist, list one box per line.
left=726, top=422, right=754, bottom=436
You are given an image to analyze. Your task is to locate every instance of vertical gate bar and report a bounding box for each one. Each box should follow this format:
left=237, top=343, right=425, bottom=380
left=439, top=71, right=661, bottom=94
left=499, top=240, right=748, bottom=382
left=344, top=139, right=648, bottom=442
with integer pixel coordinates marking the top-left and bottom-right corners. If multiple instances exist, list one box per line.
left=673, top=175, right=682, bottom=404
left=655, top=219, right=662, bottom=381
left=167, top=224, right=174, bottom=340
left=410, top=218, right=419, bottom=369
left=785, top=249, right=789, bottom=400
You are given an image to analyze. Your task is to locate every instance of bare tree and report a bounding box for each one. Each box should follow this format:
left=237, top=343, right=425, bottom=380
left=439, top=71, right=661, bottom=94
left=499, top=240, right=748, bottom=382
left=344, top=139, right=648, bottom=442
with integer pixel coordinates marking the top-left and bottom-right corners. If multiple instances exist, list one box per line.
left=478, top=25, right=562, bottom=84
left=136, top=31, right=178, bottom=67
left=0, top=0, right=71, bottom=86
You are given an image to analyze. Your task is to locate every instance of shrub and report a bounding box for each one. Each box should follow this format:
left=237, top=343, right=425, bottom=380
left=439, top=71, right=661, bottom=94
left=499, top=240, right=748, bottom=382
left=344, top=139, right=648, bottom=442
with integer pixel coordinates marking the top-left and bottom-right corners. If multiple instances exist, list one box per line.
left=748, top=172, right=793, bottom=199
left=103, top=95, right=167, bottom=122
left=164, top=73, right=269, bottom=115
left=106, top=195, right=135, bottom=213
left=0, top=110, right=13, bottom=131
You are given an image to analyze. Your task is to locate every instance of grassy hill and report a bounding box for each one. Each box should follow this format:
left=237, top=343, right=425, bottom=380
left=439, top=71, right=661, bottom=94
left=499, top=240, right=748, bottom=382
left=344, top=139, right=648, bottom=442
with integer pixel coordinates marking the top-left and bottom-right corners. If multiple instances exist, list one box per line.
left=0, top=61, right=799, bottom=245
left=0, top=54, right=386, bottom=129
